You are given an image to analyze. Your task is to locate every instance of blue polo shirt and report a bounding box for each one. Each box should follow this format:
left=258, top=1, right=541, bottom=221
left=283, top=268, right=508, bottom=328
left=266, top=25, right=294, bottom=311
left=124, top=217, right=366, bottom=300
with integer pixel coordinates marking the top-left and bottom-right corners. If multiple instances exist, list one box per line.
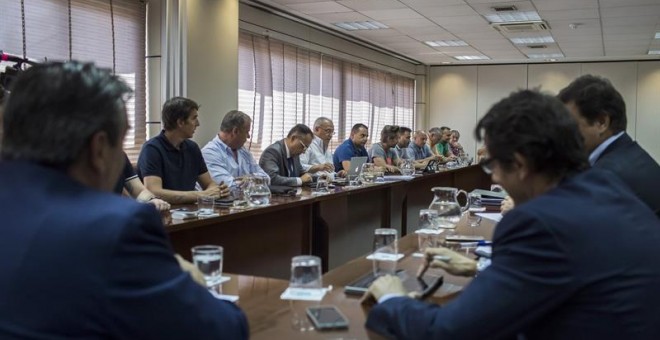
left=333, top=138, right=369, bottom=171
left=137, top=130, right=208, bottom=191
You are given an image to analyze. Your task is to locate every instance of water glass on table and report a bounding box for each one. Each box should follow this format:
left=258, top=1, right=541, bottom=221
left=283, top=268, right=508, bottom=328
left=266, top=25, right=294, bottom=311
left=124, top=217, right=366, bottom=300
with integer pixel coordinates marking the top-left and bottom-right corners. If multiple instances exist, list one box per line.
left=467, top=193, right=485, bottom=227
left=191, top=245, right=223, bottom=287
left=197, top=196, right=215, bottom=215
left=372, top=228, right=398, bottom=276
left=289, top=255, right=323, bottom=332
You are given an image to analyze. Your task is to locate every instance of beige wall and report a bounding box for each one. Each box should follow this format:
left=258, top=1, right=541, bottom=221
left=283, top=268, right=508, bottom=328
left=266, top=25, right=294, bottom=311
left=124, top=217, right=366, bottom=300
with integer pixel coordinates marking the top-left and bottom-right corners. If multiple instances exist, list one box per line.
left=427, top=61, right=660, bottom=162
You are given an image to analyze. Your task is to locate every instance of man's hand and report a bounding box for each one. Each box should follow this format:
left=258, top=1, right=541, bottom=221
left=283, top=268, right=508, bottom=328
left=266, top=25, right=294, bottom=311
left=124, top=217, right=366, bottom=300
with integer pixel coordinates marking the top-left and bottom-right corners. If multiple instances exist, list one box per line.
left=217, top=182, right=231, bottom=198
left=301, top=173, right=313, bottom=183
left=337, top=170, right=347, bottom=178
left=308, top=164, right=325, bottom=173
left=174, top=254, right=206, bottom=287
left=148, top=198, right=171, bottom=211
left=501, top=195, right=515, bottom=215
left=386, top=165, right=400, bottom=174
left=366, top=274, right=407, bottom=301
left=200, top=185, right=221, bottom=198
left=322, top=163, right=334, bottom=172
left=424, top=247, right=478, bottom=277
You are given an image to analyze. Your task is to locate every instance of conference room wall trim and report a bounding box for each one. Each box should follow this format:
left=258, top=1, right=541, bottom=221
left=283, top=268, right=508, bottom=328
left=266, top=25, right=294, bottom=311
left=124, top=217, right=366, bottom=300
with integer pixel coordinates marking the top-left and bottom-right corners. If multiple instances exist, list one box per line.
left=428, top=61, right=660, bottom=163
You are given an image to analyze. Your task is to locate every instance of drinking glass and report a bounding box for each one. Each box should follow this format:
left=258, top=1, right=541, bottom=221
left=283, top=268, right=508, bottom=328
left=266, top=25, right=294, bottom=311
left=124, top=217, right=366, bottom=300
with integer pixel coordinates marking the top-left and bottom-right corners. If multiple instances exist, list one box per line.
left=315, top=172, right=330, bottom=193
left=361, top=163, right=376, bottom=184
left=400, top=159, right=415, bottom=176
left=417, top=209, right=441, bottom=255
left=372, top=228, right=398, bottom=276
left=289, top=255, right=323, bottom=332
left=191, top=245, right=223, bottom=287
left=418, top=209, right=439, bottom=229
left=467, top=193, right=485, bottom=227
left=197, top=196, right=215, bottom=215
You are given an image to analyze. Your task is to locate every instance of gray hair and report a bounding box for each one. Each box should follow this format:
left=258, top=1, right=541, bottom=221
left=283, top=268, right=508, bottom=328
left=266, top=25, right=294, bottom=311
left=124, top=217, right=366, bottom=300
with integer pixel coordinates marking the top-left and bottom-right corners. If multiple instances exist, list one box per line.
left=428, top=127, right=441, bottom=136
left=1, top=61, right=131, bottom=168
left=313, top=117, right=332, bottom=129
left=220, top=110, right=251, bottom=133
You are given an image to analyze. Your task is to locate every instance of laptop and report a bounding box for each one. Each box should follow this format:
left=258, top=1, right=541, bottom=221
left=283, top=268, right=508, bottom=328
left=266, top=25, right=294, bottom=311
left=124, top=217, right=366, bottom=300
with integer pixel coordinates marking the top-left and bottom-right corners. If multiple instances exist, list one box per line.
left=347, top=156, right=368, bottom=177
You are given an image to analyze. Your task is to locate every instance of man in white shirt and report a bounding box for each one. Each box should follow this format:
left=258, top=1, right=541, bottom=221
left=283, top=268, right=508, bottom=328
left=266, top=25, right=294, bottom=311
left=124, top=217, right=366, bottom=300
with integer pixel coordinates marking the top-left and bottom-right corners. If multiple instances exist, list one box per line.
left=300, top=117, right=339, bottom=175
left=201, top=110, right=268, bottom=188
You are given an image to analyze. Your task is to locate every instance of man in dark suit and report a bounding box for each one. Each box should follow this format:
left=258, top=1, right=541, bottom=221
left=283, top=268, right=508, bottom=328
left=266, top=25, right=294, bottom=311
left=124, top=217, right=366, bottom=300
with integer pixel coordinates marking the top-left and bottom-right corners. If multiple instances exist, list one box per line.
left=0, top=62, right=248, bottom=339
left=259, top=124, right=314, bottom=186
left=559, top=74, right=660, bottom=217
left=364, top=90, right=660, bottom=339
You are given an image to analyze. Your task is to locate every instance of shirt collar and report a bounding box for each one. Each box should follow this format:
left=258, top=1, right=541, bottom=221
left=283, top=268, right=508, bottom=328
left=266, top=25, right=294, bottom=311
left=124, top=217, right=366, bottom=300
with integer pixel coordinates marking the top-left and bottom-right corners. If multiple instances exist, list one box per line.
left=284, top=140, right=292, bottom=158
left=158, top=130, right=185, bottom=151
left=215, top=135, right=234, bottom=153
left=313, top=135, right=326, bottom=151
left=589, top=131, right=625, bottom=165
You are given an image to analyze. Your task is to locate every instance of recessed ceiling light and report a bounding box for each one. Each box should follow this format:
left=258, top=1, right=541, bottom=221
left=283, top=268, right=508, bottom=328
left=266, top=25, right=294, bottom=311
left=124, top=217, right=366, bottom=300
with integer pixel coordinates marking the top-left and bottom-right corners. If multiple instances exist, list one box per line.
left=332, top=21, right=389, bottom=31
left=424, top=40, right=469, bottom=47
left=454, top=55, right=490, bottom=60
left=510, top=36, right=555, bottom=44
left=485, top=11, right=541, bottom=23
left=441, top=61, right=452, bottom=64
left=655, top=32, right=660, bottom=39
left=648, top=50, right=660, bottom=55
left=527, top=53, right=564, bottom=59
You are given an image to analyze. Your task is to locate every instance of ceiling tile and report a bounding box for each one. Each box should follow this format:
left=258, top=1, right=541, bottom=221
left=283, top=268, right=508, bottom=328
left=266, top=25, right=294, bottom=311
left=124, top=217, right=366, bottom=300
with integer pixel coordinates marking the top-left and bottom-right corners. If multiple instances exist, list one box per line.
left=401, top=0, right=465, bottom=7
left=352, top=28, right=403, bottom=38
left=309, top=12, right=370, bottom=22
left=563, top=48, right=604, bottom=57
left=599, top=0, right=660, bottom=7
left=360, top=8, right=425, bottom=20
left=604, top=33, right=654, bottom=41
left=378, top=18, right=439, bottom=29
left=270, top=0, right=337, bottom=4
left=601, top=5, right=660, bottom=18
left=602, top=16, right=659, bottom=27
left=336, top=0, right=407, bottom=11
left=531, top=0, right=598, bottom=11
left=286, top=2, right=352, bottom=14
left=603, top=25, right=656, bottom=35
left=537, top=8, right=600, bottom=20
left=415, top=4, right=478, bottom=17
left=394, top=25, right=452, bottom=36
left=430, top=15, right=489, bottom=26
left=470, top=1, right=536, bottom=15
left=412, top=32, right=461, bottom=41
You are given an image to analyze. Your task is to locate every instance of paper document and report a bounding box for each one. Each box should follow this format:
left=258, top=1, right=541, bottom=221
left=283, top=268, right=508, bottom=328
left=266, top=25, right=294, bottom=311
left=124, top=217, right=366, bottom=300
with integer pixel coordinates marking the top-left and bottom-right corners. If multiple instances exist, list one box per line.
left=476, top=212, right=503, bottom=222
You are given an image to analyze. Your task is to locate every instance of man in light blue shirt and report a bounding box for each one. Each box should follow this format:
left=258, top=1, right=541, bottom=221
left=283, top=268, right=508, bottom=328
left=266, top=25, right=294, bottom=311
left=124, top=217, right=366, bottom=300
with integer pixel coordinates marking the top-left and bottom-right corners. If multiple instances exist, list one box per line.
left=300, top=117, right=336, bottom=174
left=201, top=110, right=268, bottom=188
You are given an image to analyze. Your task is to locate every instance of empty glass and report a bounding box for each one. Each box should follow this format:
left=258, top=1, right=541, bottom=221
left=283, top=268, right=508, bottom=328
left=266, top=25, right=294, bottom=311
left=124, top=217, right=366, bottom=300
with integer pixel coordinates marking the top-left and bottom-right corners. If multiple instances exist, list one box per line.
left=191, top=245, right=223, bottom=287
left=416, top=228, right=441, bottom=254
left=315, top=171, right=330, bottom=193
left=372, top=228, right=398, bottom=276
left=289, top=255, right=322, bottom=332
left=418, top=209, right=439, bottom=229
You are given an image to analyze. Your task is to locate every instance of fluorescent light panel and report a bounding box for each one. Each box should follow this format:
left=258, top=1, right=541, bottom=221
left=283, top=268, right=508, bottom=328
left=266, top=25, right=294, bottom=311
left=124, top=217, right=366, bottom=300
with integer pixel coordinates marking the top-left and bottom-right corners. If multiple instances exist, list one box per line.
left=485, top=11, right=541, bottom=23
left=333, top=21, right=388, bottom=31
left=454, top=55, right=490, bottom=60
left=510, top=36, right=555, bottom=44
left=527, top=53, right=564, bottom=59
left=425, top=40, right=468, bottom=47
left=655, top=32, right=660, bottom=39
left=648, top=50, right=660, bottom=55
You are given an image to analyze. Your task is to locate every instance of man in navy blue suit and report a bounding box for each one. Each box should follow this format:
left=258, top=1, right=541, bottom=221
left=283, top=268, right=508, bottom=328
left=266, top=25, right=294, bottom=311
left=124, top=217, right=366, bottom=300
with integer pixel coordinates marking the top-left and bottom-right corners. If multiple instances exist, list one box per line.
left=364, top=90, right=660, bottom=339
left=0, top=62, right=248, bottom=339
left=559, top=75, right=660, bottom=217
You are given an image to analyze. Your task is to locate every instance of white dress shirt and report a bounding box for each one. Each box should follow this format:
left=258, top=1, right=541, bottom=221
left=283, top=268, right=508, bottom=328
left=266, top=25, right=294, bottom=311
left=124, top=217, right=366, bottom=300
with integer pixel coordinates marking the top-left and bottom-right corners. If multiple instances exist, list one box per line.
left=300, top=135, right=333, bottom=171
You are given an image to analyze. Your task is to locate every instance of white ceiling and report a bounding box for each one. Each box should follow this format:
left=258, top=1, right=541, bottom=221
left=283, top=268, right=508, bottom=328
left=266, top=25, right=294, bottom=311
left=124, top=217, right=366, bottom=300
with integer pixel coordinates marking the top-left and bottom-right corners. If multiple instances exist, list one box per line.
left=252, top=0, right=660, bottom=65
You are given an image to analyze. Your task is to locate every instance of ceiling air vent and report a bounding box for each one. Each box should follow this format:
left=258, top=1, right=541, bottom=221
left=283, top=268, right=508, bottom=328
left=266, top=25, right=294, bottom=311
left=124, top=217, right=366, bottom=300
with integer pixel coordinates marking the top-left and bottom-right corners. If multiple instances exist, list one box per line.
left=527, top=44, right=547, bottom=49
left=492, top=5, right=518, bottom=12
left=492, top=21, right=550, bottom=33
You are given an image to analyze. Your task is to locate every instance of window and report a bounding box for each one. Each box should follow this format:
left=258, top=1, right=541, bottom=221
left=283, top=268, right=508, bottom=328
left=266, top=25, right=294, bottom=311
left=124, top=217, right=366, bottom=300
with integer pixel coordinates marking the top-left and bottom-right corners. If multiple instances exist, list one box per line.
left=0, top=0, right=146, bottom=160
left=238, top=32, right=415, bottom=160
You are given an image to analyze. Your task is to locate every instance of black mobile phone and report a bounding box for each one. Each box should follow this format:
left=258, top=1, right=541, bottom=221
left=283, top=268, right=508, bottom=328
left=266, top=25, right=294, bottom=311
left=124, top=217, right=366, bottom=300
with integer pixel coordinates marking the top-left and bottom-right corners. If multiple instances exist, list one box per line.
left=306, top=305, right=349, bottom=330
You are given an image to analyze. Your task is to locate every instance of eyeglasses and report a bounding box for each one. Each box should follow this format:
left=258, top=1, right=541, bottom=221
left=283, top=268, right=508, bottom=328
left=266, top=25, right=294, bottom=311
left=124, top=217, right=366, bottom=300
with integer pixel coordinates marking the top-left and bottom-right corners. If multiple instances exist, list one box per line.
left=321, top=128, right=335, bottom=135
left=298, top=139, right=309, bottom=152
left=479, top=157, right=495, bottom=175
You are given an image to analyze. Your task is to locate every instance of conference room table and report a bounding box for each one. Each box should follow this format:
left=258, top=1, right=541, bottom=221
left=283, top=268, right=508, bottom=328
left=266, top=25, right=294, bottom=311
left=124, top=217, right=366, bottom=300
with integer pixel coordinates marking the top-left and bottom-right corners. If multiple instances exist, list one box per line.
left=165, top=165, right=492, bottom=280
left=219, top=214, right=498, bottom=339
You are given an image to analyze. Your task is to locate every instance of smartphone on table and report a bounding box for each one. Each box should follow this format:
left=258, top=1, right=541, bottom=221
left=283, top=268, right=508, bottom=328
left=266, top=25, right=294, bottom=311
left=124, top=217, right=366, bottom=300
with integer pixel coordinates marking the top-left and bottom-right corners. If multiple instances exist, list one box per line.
left=306, top=305, right=349, bottom=330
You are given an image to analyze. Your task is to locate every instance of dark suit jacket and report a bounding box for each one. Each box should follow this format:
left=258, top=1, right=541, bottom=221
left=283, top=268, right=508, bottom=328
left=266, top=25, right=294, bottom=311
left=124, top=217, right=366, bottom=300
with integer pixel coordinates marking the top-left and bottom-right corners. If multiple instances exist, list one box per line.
left=367, top=169, right=660, bottom=340
left=593, top=132, right=660, bottom=217
left=259, top=139, right=304, bottom=186
left=0, top=161, right=248, bottom=339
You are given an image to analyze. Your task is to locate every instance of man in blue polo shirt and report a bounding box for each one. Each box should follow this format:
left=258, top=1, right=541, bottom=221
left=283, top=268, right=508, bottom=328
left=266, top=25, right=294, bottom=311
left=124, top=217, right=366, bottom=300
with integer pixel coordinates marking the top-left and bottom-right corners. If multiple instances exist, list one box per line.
left=137, top=97, right=230, bottom=204
left=333, top=123, right=369, bottom=173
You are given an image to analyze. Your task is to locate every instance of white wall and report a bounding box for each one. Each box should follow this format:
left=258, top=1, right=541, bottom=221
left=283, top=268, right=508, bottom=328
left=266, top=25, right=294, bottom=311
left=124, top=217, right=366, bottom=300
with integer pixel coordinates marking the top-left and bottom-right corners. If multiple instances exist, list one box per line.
left=427, top=61, right=660, bottom=162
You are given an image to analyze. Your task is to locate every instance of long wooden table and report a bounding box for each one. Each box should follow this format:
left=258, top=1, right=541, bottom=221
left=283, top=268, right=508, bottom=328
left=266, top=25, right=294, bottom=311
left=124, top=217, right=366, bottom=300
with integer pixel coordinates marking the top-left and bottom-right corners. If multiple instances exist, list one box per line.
left=221, top=214, right=498, bottom=339
left=166, top=165, right=491, bottom=279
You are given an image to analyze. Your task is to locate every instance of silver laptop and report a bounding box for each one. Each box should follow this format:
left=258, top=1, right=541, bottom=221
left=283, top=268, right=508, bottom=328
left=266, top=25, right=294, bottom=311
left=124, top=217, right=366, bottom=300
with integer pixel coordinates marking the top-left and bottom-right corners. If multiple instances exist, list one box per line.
left=347, top=156, right=368, bottom=177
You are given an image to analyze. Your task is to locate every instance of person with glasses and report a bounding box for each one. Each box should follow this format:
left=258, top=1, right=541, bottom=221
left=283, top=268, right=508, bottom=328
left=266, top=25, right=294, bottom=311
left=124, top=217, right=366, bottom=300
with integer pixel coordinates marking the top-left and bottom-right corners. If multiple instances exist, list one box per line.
left=333, top=123, right=370, bottom=172
left=300, top=117, right=338, bottom=175
left=259, top=124, right=314, bottom=187
left=369, top=125, right=402, bottom=173
left=364, top=89, right=660, bottom=339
